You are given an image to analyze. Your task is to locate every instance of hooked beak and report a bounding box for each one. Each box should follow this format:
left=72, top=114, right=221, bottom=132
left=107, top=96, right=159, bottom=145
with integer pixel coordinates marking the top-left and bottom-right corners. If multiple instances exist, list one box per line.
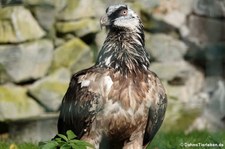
left=100, top=15, right=110, bottom=29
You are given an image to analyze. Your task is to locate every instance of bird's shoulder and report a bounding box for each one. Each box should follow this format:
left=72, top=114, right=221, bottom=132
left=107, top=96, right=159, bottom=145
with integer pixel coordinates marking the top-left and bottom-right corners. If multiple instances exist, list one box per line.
left=58, top=66, right=111, bottom=137
left=147, top=70, right=166, bottom=98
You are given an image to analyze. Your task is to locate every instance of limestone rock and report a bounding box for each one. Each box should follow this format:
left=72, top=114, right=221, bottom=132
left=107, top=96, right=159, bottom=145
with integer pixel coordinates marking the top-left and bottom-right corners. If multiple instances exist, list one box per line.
left=56, top=18, right=99, bottom=37
left=28, top=68, right=71, bottom=111
left=24, top=0, right=67, bottom=11
left=32, top=5, right=56, bottom=31
left=0, top=39, right=53, bottom=83
left=51, top=38, right=94, bottom=73
left=162, top=94, right=201, bottom=132
left=204, top=43, right=225, bottom=76
left=187, top=15, right=225, bottom=44
left=95, top=30, right=107, bottom=50
left=158, top=62, right=204, bottom=132
left=144, top=0, right=193, bottom=30
left=9, top=113, right=58, bottom=142
left=0, top=6, right=45, bottom=43
left=193, top=0, right=225, bottom=18
left=142, top=14, right=176, bottom=33
left=0, top=84, right=44, bottom=121
left=57, top=0, right=106, bottom=21
left=151, top=61, right=188, bottom=81
left=162, top=10, right=186, bottom=28
left=160, top=61, right=204, bottom=132
left=131, top=0, right=159, bottom=15
left=0, top=0, right=23, bottom=6
left=187, top=78, right=225, bottom=132
left=146, top=33, right=188, bottom=62
left=136, top=0, right=159, bottom=10
left=163, top=67, right=204, bottom=103
left=176, top=0, right=194, bottom=15
left=0, top=64, right=11, bottom=84
left=151, top=61, right=204, bottom=99
left=185, top=43, right=225, bottom=76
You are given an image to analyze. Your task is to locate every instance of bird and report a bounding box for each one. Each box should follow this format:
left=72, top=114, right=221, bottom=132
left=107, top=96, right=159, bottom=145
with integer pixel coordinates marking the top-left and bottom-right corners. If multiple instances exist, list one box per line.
left=57, top=4, right=167, bottom=149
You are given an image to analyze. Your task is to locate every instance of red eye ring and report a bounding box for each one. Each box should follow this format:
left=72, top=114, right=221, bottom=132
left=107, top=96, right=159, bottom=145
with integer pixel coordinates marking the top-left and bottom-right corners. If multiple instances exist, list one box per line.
left=120, top=9, right=128, bottom=16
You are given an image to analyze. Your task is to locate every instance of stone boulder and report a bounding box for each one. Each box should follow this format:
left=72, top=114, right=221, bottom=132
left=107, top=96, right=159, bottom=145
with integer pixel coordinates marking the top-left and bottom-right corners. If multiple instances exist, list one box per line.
left=193, top=0, right=225, bottom=18
left=0, top=6, right=45, bottom=43
left=161, top=93, right=201, bottom=132
left=0, top=64, right=11, bottom=84
left=24, top=0, right=67, bottom=11
left=28, top=68, right=71, bottom=111
left=155, top=61, right=205, bottom=132
left=56, top=18, right=99, bottom=37
left=32, top=5, right=56, bottom=31
left=185, top=42, right=225, bottom=76
left=0, top=84, right=44, bottom=121
left=151, top=61, right=191, bottom=81
left=57, top=0, right=106, bottom=21
left=95, top=30, right=107, bottom=51
left=9, top=113, right=58, bottom=142
left=146, top=33, right=188, bottom=62
left=51, top=38, right=94, bottom=73
left=142, top=0, right=194, bottom=31
left=151, top=61, right=204, bottom=102
left=187, top=15, right=225, bottom=44
left=187, top=78, right=225, bottom=132
left=0, top=39, right=53, bottom=83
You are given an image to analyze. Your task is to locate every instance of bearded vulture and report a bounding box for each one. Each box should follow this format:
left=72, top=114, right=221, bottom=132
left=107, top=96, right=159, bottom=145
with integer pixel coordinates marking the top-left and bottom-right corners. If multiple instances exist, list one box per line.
left=57, top=4, right=167, bottom=149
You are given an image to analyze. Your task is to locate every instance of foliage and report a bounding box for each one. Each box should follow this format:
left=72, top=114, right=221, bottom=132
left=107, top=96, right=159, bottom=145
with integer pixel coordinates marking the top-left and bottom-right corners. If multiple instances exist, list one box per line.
left=147, top=130, right=225, bottom=149
left=0, top=142, right=38, bottom=149
left=1, top=130, right=225, bottom=149
left=39, top=130, right=95, bottom=149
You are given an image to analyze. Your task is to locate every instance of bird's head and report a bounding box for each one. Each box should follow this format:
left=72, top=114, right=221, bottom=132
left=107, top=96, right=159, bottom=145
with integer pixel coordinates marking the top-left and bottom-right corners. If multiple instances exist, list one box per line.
left=97, top=4, right=150, bottom=74
left=100, top=4, right=143, bottom=32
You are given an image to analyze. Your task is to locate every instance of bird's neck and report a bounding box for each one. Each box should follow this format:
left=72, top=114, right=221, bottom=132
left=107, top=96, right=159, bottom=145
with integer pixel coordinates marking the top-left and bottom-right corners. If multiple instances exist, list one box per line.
left=96, top=30, right=150, bottom=75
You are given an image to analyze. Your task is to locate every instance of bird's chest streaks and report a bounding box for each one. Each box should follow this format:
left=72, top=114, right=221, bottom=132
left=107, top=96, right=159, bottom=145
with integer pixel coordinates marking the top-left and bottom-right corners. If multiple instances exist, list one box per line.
left=107, top=72, right=152, bottom=110
left=77, top=70, right=157, bottom=138
left=98, top=100, right=148, bottom=139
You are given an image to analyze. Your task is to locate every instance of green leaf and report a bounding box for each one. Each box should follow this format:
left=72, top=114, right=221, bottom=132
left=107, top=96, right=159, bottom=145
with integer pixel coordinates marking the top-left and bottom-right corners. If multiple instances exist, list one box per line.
left=38, top=141, right=46, bottom=147
left=70, top=140, right=95, bottom=148
left=66, top=130, right=77, bottom=140
left=40, top=141, right=58, bottom=149
left=57, top=134, right=68, bottom=142
left=55, top=138, right=63, bottom=142
left=70, top=143, right=86, bottom=149
left=57, top=141, right=66, bottom=147
left=60, top=144, right=71, bottom=149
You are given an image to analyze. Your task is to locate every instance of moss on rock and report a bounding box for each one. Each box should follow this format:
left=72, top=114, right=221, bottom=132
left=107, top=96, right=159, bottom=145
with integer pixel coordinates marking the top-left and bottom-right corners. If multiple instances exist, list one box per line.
left=51, top=38, right=93, bottom=73
left=56, top=18, right=99, bottom=37
left=161, top=97, right=201, bottom=132
left=28, top=68, right=71, bottom=111
left=0, top=84, right=44, bottom=121
left=0, top=6, right=45, bottom=43
left=57, top=0, right=96, bottom=21
left=0, top=39, right=53, bottom=83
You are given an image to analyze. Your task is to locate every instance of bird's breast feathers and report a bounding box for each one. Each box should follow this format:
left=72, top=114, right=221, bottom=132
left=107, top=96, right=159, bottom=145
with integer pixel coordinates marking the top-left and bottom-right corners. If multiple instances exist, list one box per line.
left=76, top=68, right=164, bottom=136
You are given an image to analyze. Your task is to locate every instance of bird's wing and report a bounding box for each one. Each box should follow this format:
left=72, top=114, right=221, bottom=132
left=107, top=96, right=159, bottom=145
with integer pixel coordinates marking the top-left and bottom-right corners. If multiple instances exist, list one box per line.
left=143, top=72, right=167, bottom=146
left=57, top=67, right=104, bottom=139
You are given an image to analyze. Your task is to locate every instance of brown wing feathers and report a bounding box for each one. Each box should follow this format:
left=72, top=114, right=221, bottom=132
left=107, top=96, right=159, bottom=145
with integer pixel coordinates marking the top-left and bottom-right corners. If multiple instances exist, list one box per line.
left=57, top=69, right=100, bottom=139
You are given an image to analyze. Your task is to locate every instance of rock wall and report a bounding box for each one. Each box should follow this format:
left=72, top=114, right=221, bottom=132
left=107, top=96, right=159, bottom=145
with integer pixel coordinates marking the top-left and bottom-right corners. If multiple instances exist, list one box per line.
left=0, top=0, right=225, bottom=142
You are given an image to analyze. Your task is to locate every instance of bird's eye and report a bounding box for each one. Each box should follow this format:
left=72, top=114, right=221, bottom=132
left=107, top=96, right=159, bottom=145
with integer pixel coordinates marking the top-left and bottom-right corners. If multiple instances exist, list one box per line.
left=120, top=9, right=128, bottom=16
